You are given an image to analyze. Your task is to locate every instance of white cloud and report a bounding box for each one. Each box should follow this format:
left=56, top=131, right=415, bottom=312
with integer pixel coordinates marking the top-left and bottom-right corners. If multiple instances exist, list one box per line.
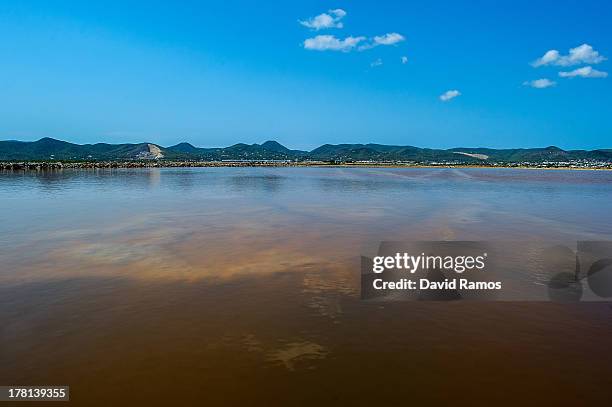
left=303, top=31, right=405, bottom=53
left=303, top=35, right=366, bottom=52
left=299, top=11, right=405, bottom=54
left=440, top=90, right=461, bottom=101
left=532, top=44, right=606, bottom=67
left=401, top=56, right=408, bottom=64
left=523, top=78, right=557, bottom=88
left=330, top=9, right=346, bottom=18
left=358, top=32, right=405, bottom=50
left=373, top=32, right=405, bottom=46
left=370, top=58, right=383, bottom=67
left=558, top=66, right=608, bottom=78
left=300, top=9, right=346, bottom=30
left=532, top=50, right=560, bottom=67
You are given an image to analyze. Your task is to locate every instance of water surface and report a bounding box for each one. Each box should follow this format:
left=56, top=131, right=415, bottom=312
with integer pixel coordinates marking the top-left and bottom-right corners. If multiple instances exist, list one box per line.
left=1, top=167, right=612, bottom=405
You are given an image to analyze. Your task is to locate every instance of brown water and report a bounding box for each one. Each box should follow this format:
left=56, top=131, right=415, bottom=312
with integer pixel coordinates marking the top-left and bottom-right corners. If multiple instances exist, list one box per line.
left=1, top=167, right=612, bottom=406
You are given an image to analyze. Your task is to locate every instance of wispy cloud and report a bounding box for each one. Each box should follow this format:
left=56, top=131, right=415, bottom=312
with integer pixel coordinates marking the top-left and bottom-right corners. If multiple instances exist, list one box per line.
left=558, top=66, right=608, bottom=78
left=401, top=56, right=408, bottom=64
left=299, top=9, right=346, bottom=30
left=358, top=32, right=405, bottom=50
left=303, top=32, right=405, bottom=53
left=303, top=35, right=366, bottom=52
left=373, top=33, right=405, bottom=46
left=370, top=58, right=383, bottom=67
left=440, top=90, right=461, bottom=102
left=532, top=44, right=606, bottom=67
left=523, top=78, right=557, bottom=88
left=299, top=10, right=404, bottom=53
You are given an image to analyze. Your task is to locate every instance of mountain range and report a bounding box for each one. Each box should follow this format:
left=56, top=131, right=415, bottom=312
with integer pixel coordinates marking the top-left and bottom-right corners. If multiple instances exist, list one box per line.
left=1, top=137, right=612, bottom=163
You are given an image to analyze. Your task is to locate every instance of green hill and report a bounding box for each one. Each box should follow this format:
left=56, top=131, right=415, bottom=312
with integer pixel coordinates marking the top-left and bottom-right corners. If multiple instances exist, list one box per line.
left=1, top=137, right=611, bottom=163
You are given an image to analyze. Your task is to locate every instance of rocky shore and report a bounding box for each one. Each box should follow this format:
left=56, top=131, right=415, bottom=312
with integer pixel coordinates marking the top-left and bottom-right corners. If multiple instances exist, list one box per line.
left=0, top=161, right=304, bottom=170
left=1, top=160, right=611, bottom=170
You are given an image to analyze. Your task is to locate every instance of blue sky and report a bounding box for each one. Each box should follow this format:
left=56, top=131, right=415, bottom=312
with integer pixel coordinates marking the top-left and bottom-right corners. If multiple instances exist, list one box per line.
left=0, top=0, right=611, bottom=150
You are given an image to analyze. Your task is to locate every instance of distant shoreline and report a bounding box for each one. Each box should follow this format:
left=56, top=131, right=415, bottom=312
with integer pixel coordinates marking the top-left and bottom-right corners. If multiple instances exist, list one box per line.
left=3, top=138, right=612, bottom=167
left=1, top=161, right=611, bottom=171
